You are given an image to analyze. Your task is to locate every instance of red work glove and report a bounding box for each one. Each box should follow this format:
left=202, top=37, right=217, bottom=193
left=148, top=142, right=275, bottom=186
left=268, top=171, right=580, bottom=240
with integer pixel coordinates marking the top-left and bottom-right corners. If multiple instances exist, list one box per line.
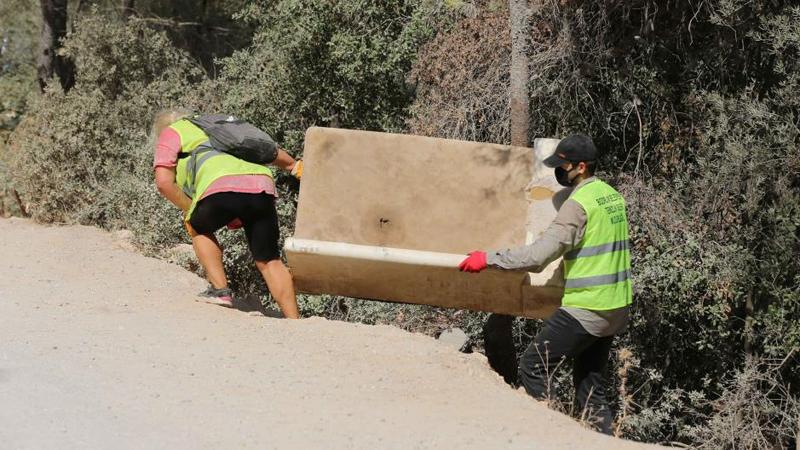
left=226, top=218, right=243, bottom=230
left=458, top=251, right=487, bottom=273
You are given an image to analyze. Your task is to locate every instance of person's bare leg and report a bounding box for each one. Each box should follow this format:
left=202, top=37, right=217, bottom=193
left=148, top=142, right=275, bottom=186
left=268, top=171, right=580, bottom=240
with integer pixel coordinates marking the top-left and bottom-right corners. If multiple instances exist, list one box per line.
left=192, top=233, right=227, bottom=289
left=255, top=259, right=299, bottom=319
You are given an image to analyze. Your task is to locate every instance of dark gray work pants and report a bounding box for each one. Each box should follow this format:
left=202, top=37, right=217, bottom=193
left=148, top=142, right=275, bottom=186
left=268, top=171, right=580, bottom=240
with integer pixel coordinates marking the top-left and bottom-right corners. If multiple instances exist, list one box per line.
left=518, top=308, right=614, bottom=434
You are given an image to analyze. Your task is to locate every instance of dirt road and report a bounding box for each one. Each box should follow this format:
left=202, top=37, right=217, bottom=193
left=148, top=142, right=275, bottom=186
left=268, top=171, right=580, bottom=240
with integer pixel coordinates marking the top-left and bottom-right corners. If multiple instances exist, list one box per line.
left=0, top=218, right=662, bottom=449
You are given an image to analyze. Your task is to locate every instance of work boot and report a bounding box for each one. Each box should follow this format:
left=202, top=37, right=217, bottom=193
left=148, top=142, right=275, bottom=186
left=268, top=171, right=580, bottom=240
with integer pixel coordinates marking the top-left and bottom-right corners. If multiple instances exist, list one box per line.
left=197, top=285, right=234, bottom=308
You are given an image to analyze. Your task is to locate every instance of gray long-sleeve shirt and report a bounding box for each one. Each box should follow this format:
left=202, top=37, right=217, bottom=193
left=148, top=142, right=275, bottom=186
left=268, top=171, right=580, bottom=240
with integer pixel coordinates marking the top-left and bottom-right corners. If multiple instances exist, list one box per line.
left=486, top=177, right=629, bottom=337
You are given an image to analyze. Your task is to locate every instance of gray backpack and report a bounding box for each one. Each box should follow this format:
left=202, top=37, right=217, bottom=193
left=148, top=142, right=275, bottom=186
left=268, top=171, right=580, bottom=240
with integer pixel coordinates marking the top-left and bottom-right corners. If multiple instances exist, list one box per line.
left=188, top=114, right=278, bottom=164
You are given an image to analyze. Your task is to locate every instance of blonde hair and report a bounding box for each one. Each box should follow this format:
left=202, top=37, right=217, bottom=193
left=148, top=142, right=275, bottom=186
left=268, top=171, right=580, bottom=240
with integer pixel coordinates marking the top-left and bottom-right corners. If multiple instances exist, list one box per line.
left=151, top=108, right=192, bottom=140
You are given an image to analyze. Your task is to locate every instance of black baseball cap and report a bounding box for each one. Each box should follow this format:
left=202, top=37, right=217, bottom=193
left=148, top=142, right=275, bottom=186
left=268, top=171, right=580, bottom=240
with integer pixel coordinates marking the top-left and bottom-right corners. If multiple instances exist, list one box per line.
left=543, top=134, right=598, bottom=168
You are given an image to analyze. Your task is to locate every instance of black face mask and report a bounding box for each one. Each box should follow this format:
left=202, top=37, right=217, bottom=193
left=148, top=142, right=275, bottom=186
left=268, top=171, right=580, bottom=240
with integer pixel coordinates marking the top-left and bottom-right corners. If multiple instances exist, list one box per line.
left=554, top=165, right=580, bottom=187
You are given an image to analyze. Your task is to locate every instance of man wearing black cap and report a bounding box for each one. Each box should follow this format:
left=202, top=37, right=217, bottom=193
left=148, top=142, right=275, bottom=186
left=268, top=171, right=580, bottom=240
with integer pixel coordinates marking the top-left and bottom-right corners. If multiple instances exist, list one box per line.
left=458, top=134, right=632, bottom=434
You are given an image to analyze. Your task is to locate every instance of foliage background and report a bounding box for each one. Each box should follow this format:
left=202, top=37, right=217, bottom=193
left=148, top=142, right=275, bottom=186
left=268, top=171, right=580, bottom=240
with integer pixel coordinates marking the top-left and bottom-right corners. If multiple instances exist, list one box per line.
left=1, top=0, right=798, bottom=447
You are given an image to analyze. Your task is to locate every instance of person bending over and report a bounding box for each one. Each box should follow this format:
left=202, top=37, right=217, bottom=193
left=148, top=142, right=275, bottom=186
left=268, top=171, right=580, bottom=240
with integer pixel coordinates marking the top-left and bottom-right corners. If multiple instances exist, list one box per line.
left=152, top=109, right=302, bottom=318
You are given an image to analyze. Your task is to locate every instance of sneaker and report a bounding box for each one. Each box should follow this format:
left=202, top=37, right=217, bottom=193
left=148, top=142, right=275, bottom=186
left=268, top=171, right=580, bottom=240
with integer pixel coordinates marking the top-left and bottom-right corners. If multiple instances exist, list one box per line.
left=197, top=285, right=234, bottom=308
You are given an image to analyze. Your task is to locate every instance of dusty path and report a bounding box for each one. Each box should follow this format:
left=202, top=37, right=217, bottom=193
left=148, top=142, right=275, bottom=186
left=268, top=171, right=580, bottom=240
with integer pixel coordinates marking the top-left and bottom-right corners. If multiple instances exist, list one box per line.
left=0, top=218, right=663, bottom=449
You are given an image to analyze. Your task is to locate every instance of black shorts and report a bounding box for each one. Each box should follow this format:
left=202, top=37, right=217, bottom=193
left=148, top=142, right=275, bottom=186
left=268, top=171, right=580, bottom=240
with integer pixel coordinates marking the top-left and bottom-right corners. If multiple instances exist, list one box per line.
left=189, top=192, right=281, bottom=262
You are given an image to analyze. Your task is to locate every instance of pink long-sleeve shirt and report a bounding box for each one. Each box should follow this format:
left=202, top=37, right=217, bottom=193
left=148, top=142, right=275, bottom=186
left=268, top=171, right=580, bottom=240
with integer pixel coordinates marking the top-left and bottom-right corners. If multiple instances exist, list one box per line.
left=153, top=127, right=277, bottom=199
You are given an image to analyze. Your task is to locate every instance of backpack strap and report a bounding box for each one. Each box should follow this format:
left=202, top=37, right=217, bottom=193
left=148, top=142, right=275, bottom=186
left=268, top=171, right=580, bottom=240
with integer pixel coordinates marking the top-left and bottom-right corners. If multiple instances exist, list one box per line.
left=181, top=145, right=224, bottom=198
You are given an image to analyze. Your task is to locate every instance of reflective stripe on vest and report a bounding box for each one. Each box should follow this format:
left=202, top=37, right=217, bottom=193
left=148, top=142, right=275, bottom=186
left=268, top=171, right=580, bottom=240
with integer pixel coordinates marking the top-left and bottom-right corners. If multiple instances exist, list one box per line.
left=564, top=239, right=629, bottom=260
left=564, top=269, right=630, bottom=289
left=183, top=147, right=225, bottom=198
left=562, top=179, right=633, bottom=310
left=169, top=119, right=274, bottom=221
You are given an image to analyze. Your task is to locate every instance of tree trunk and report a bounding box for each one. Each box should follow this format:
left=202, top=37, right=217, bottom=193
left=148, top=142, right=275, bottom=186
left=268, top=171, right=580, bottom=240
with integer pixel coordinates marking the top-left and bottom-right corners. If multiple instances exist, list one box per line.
left=76, top=0, right=94, bottom=13
left=483, top=0, right=534, bottom=386
left=743, top=288, right=754, bottom=356
left=37, top=0, right=74, bottom=92
left=509, top=0, right=531, bottom=147
left=122, top=0, right=135, bottom=19
left=12, top=189, right=29, bottom=218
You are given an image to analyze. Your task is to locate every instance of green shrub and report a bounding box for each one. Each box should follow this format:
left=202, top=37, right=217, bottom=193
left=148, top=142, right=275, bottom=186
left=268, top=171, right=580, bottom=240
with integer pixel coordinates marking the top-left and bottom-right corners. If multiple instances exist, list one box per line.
left=0, top=0, right=37, bottom=131
left=214, top=0, right=448, bottom=147
left=685, top=357, right=800, bottom=449
left=0, top=0, right=38, bottom=215
left=408, top=8, right=511, bottom=143
left=5, top=13, right=205, bottom=230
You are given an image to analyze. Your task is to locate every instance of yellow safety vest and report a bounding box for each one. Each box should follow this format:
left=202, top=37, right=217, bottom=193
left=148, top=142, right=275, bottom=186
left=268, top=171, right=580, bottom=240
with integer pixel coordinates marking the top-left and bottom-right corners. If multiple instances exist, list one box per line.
left=169, top=119, right=274, bottom=221
left=562, top=179, right=633, bottom=310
